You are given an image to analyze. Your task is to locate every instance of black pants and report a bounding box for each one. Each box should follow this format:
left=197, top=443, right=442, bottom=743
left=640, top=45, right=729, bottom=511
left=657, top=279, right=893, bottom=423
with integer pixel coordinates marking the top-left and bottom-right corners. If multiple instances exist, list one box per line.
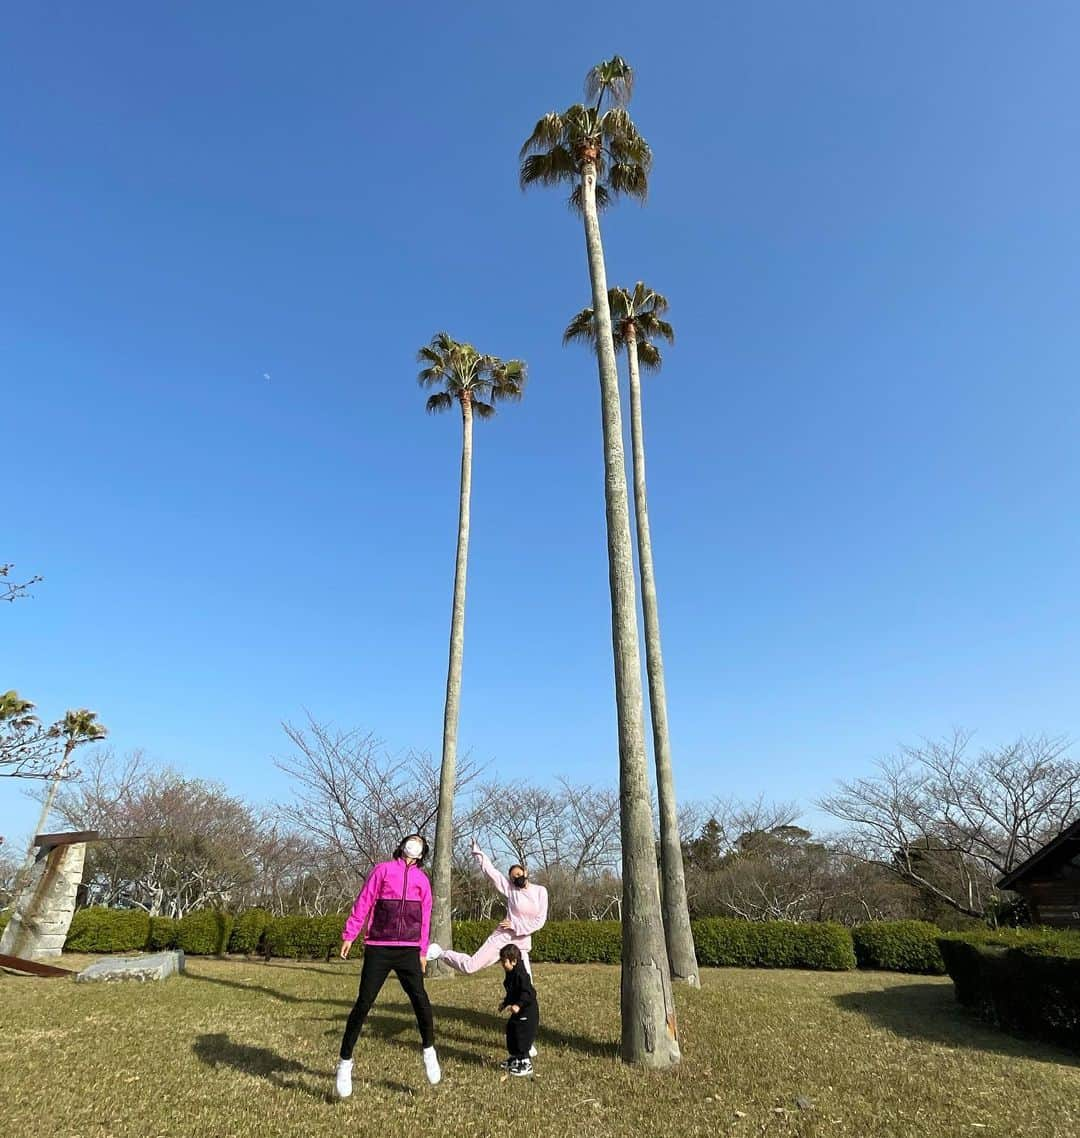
left=505, top=1004, right=539, bottom=1061
left=340, top=945, right=434, bottom=1059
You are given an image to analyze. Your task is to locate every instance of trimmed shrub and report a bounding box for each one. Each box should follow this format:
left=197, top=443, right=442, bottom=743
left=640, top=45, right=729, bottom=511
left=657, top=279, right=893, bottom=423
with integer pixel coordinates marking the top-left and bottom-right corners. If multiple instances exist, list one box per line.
left=65, top=906, right=150, bottom=953
left=533, top=921, right=622, bottom=964
left=147, top=916, right=179, bottom=950
left=853, top=921, right=946, bottom=974
left=938, top=929, right=1080, bottom=1051
left=264, top=914, right=346, bottom=960
left=229, top=908, right=271, bottom=955
left=177, top=909, right=234, bottom=956
left=448, top=921, right=498, bottom=957
left=443, top=921, right=622, bottom=964
left=692, top=918, right=856, bottom=971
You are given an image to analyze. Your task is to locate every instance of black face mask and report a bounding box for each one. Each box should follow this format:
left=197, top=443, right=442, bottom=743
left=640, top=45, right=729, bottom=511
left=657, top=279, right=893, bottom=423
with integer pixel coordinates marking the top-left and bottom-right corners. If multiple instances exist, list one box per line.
left=511, top=873, right=528, bottom=889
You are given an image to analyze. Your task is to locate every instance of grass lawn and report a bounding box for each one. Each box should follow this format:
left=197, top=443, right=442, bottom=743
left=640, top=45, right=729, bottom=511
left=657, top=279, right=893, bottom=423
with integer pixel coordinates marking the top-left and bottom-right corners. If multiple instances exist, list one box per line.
left=3, top=956, right=1077, bottom=1138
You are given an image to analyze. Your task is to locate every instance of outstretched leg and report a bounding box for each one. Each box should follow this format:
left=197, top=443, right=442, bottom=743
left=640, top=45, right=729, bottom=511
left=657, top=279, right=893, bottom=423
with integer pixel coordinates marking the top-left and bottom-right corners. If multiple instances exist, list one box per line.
left=439, top=928, right=513, bottom=975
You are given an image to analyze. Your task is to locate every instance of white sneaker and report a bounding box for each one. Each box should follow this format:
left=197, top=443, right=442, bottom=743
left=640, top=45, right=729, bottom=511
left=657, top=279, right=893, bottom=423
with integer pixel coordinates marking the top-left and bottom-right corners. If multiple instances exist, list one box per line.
left=335, top=1058, right=353, bottom=1098
left=528, top=1045, right=537, bottom=1058
left=426, top=942, right=444, bottom=961
left=423, top=1046, right=441, bottom=1085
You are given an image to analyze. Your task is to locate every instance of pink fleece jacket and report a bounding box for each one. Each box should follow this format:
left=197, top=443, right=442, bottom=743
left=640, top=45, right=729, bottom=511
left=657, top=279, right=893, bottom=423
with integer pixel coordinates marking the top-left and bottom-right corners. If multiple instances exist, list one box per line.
left=342, top=857, right=432, bottom=954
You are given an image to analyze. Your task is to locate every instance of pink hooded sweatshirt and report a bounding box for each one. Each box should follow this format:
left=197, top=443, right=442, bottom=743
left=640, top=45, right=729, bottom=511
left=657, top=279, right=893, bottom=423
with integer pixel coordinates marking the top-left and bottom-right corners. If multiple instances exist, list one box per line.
left=342, top=857, right=432, bottom=955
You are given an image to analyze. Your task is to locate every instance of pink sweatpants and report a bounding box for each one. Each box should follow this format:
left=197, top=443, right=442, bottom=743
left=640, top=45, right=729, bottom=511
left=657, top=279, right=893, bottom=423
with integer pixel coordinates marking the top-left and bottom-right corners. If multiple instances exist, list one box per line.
left=441, top=927, right=533, bottom=976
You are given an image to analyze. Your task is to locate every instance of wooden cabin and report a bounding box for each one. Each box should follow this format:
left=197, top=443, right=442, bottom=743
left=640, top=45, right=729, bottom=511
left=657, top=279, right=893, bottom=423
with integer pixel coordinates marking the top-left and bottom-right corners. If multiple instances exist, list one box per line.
left=997, top=819, right=1080, bottom=929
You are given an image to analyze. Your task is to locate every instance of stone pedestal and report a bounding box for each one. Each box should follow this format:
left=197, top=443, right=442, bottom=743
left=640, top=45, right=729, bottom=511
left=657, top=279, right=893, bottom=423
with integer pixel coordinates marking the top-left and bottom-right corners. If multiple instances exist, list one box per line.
left=0, top=841, right=86, bottom=959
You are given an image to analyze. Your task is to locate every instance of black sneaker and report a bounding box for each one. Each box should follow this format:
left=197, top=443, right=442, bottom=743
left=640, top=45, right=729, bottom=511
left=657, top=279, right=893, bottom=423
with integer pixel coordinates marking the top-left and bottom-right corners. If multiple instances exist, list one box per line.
left=510, top=1058, right=533, bottom=1077
left=498, top=1058, right=513, bottom=1070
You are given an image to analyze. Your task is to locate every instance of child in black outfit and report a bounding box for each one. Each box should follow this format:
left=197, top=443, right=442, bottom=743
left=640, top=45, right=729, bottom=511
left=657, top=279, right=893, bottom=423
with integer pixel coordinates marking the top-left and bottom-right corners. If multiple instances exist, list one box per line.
left=498, top=942, right=538, bottom=1076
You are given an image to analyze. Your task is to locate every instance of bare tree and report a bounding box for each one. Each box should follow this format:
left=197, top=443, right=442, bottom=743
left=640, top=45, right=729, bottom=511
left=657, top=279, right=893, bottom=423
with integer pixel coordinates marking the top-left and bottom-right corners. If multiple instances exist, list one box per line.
left=1, top=563, right=42, bottom=604
left=275, top=715, right=485, bottom=893
left=819, top=731, right=1080, bottom=919
left=52, top=749, right=270, bottom=917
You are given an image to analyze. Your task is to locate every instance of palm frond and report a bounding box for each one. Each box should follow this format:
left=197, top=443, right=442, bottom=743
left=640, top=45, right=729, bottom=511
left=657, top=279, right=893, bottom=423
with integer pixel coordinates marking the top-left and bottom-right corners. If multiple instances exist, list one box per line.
left=647, top=316, right=675, bottom=344
left=608, top=286, right=633, bottom=320
left=519, top=112, right=567, bottom=159
left=563, top=306, right=597, bottom=345
left=493, top=358, right=526, bottom=393
left=635, top=340, right=664, bottom=372
left=604, top=112, right=653, bottom=170
left=472, top=400, right=497, bottom=420
left=632, top=282, right=668, bottom=315
left=585, top=56, right=635, bottom=108
left=520, top=146, right=578, bottom=190
left=608, top=160, right=649, bottom=202
left=426, top=391, right=455, bottom=414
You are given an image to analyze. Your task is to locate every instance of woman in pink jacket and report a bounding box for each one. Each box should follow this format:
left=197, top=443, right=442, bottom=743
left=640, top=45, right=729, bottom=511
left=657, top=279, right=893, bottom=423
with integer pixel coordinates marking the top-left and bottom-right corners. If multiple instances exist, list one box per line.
left=335, top=834, right=441, bottom=1098
left=427, top=837, right=549, bottom=977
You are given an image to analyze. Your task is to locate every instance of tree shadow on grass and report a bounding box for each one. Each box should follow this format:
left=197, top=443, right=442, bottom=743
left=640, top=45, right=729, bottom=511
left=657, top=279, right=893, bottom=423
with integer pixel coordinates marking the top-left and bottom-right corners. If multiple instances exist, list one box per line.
left=193, top=1033, right=334, bottom=1102
left=187, top=969, right=352, bottom=1008
left=189, top=967, right=615, bottom=1059
left=833, top=982, right=1079, bottom=1068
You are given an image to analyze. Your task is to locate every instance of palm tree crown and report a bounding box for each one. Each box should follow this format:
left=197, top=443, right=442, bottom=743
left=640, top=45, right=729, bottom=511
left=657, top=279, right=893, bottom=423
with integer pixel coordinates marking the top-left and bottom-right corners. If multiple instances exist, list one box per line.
left=519, top=56, right=652, bottom=211
left=58, top=709, right=107, bottom=746
left=564, top=282, right=675, bottom=370
left=417, top=332, right=526, bottom=418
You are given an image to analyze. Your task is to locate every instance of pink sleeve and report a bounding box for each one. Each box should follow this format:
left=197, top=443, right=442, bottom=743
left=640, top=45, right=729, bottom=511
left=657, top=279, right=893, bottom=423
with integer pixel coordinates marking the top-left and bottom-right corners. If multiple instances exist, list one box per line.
left=343, top=862, right=384, bottom=942
left=475, top=848, right=510, bottom=897
left=419, top=872, right=432, bottom=956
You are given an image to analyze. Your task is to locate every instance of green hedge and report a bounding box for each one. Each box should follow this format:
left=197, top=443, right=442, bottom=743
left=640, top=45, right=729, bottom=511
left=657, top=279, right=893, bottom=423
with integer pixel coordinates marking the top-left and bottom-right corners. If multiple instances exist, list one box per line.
left=535, top=920, right=623, bottom=963
left=229, top=908, right=271, bottom=955
left=264, top=914, right=346, bottom=960
left=852, top=921, right=946, bottom=974
left=65, top=906, right=150, bottom=953
left=692, top=918, right=856, bottom=970
left=939, top=930, right=1080, bottom=1051
left=177, top=910, right=234, bottom=956
left=147, top=916, right=179, bottom=950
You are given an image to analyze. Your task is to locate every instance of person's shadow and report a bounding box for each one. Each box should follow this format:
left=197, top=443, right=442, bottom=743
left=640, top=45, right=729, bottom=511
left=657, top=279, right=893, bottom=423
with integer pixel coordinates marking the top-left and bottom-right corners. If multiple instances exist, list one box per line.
left=193, top=1033, right=334, bottom=1101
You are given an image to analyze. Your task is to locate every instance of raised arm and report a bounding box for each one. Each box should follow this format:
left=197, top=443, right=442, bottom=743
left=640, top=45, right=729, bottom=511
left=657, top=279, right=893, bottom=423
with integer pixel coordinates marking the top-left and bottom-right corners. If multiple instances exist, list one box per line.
left=471, top=837, right=510, bottom=897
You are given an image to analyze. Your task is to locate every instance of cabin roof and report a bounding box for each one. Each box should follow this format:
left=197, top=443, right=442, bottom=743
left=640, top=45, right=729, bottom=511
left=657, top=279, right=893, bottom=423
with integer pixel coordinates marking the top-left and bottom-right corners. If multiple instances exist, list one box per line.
left=997, top=818, right=1080, bottom=890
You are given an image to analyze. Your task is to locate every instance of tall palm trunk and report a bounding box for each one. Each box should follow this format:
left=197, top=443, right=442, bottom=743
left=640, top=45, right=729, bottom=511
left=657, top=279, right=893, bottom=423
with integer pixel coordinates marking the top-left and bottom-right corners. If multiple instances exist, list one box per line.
left=430, top=394, right=474, bottom=972
left=13, top=738, right=76, bottom=897
left=580, top=158, right=680, bottom=1067
left=625, top=326, right=700, bottom=988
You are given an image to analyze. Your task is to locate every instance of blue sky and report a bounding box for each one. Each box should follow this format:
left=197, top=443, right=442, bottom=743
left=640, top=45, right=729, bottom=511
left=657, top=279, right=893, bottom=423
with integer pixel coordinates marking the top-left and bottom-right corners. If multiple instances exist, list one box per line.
left=3, top=3, right=1079, bottom=845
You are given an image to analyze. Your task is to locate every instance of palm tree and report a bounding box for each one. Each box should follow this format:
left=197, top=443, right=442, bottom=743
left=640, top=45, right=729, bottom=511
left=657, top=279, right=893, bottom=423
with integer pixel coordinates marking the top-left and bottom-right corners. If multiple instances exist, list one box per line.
left=521, top=59, right=680, bottom=1067
left=418, top=332, right=526, bottom=970
left=565, top=283, right=700, bottom=988
left=14, top=708, right=107, bottom=894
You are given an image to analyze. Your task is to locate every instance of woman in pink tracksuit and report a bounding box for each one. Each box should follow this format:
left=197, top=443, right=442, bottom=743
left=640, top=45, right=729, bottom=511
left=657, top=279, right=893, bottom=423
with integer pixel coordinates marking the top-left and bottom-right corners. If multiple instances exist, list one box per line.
left=335, top=834, right=441, bottom=1098
left=427, top=837, right=549, bottom=977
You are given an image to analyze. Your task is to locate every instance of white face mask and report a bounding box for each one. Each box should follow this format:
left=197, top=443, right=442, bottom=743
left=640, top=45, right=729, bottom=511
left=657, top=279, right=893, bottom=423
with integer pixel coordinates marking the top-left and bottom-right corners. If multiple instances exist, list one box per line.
left=403, top=837, right=424, bottom=860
